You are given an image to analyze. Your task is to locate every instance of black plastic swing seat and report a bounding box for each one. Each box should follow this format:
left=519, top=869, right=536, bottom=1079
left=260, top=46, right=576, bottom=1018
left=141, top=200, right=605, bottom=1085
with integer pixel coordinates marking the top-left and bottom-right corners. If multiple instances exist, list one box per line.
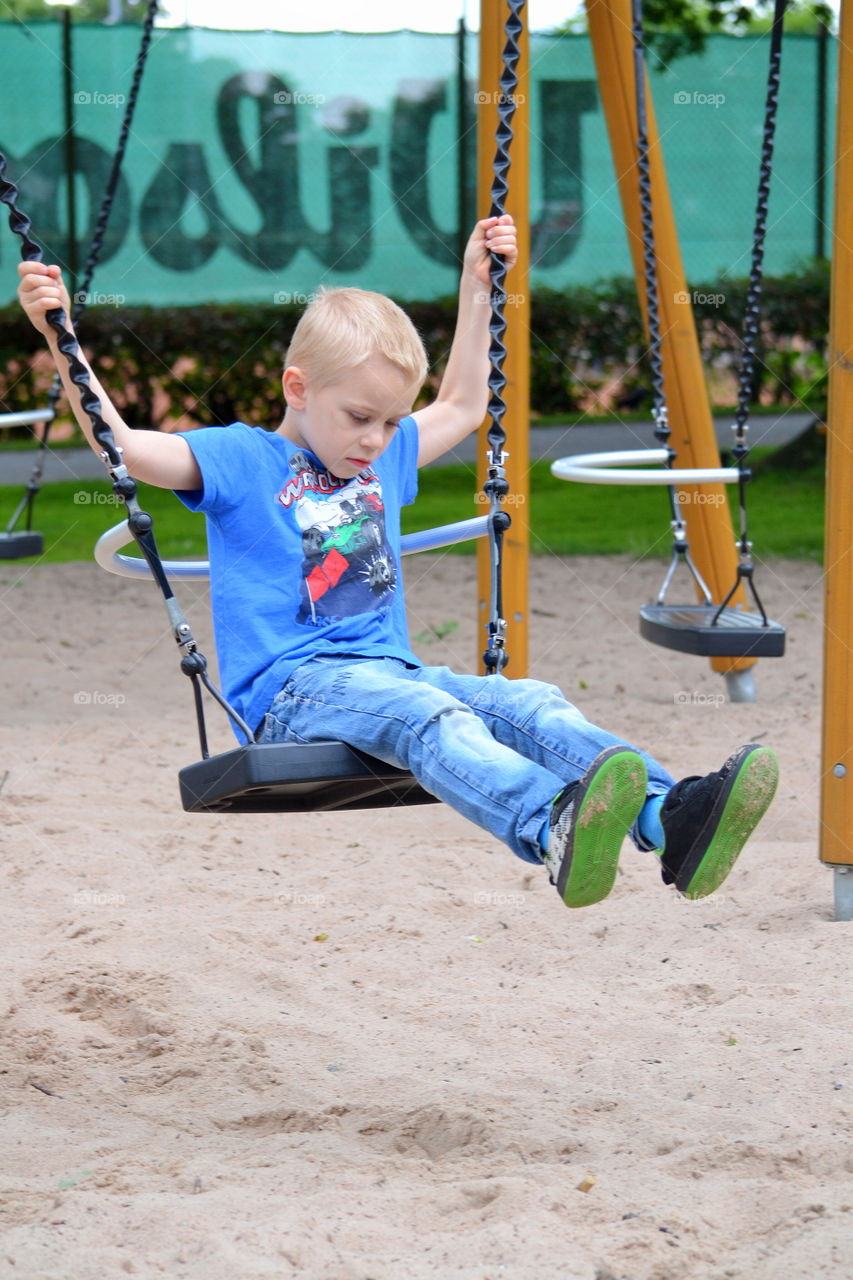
left=0, top=530, right=43, bottom=559
left=639, top=603, right=786, bottom=658
left=178, top=741, right=441, bottom=814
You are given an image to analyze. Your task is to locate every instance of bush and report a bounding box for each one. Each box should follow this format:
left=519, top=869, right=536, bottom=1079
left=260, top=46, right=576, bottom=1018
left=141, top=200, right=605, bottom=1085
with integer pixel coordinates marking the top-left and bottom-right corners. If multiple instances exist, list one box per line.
left=0, top=262, right=830, bottom=436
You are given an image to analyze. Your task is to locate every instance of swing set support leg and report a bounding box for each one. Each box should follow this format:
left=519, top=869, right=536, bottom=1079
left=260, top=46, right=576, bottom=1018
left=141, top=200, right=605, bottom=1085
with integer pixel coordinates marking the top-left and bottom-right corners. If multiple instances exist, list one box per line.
left=585, top=0, right=757, bottom=693
left=724, top=668, right=757, bottom=704
left=820, top=0, right=853, bottom=907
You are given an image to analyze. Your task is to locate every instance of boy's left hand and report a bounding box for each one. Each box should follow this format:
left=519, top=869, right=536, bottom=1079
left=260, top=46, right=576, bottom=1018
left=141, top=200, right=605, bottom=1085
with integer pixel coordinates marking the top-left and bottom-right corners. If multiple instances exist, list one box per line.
left=462, top=214, right=518, bottom=289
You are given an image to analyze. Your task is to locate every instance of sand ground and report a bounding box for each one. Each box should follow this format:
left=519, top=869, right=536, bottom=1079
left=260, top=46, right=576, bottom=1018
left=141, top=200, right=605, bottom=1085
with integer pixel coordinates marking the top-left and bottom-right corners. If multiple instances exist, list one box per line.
left=1, top=552, right=851, bottom=1280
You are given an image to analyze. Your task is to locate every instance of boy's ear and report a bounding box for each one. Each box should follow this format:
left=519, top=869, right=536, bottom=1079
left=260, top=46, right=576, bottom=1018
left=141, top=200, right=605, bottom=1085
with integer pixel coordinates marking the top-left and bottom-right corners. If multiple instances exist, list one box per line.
left=282, top=365, right=308, bottom=409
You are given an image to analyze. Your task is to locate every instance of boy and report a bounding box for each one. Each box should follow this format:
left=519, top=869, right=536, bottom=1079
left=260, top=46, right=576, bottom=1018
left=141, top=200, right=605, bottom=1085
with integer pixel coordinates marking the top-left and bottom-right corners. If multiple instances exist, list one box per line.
left=17, top=215, right=779, bottom=910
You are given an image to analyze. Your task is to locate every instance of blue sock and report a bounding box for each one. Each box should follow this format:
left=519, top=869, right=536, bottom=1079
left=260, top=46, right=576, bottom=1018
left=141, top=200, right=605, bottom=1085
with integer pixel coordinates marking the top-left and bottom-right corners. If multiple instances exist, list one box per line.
left=638, top=794, right=666, bottom=850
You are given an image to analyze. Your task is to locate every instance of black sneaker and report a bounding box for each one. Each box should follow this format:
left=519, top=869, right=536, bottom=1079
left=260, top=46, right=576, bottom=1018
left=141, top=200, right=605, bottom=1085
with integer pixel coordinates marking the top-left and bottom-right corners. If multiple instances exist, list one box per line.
left=657, top=744, right=779, bottom=899
left=543, top=746, right=648, bottom=909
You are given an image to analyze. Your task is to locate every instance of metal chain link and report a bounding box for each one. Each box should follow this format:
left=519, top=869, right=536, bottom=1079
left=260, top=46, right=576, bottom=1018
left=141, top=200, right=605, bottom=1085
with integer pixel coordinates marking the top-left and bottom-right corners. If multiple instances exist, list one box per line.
left=730, top=0, right=787, bottom=557
left=70, top=0, right=160, bottom=333
left=632, top=0, right=786, bottom=608
left=734, top=0, right=787, bottom=443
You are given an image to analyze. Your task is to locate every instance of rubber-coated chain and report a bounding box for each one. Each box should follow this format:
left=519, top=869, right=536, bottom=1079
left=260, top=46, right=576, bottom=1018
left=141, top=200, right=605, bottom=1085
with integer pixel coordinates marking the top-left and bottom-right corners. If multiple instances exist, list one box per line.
left=3, top=150, right=292, bottom=748
left=1, top=161, right=124, bottom=467
left=482, top=0, right=524, bottom=675
left=0, top=152, right=183, bottom=612
left=11, top=0, right=160, bottom=534
left=631, top=0, right=669, bottom=451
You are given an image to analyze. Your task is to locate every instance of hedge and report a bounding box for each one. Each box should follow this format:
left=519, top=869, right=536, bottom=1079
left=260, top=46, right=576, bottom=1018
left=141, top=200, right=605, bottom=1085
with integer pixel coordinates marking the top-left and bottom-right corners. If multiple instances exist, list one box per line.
left=0, top=261, right=830, bottom=434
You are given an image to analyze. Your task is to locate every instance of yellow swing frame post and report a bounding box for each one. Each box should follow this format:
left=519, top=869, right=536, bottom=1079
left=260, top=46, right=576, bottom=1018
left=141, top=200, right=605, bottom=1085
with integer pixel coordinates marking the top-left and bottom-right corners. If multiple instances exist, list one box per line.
left=820, top=0, right=853, bottom=916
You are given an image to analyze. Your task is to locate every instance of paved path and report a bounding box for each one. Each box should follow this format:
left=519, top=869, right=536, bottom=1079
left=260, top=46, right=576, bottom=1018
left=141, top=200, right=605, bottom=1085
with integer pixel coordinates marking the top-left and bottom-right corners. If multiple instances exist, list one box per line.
left=428, top=411, right=814, bottom=468
left=0, top=412, right=816, bottom=485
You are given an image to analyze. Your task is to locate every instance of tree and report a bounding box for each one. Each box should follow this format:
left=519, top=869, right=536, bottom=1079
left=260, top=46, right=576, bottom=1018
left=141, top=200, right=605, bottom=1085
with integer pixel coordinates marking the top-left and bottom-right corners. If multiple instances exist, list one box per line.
left=4, top=0, right=148, bottom=22
left=554, top=1, right=834, bottom=63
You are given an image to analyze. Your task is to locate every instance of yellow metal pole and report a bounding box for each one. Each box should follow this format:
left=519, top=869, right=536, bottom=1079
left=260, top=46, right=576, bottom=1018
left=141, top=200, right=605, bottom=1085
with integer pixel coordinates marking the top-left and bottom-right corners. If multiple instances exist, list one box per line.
left=476, top=0, right=530, bottom=677
left=820, top=2, right=853, bottom=873
left=585, top=0, right=753, bottom=679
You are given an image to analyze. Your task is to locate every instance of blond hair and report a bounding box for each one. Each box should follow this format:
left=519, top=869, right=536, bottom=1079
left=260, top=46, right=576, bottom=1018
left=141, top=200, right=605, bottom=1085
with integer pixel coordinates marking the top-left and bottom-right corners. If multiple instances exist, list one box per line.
left=284, top=287, right=428, bottom=390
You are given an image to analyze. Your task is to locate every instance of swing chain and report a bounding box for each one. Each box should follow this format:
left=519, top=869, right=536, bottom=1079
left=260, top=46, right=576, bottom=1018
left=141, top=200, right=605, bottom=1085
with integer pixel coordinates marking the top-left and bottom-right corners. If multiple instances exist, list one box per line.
left=4, top=0, right=160, bottom=540
left=632, top=0, right=785, bottom=634
left=631, top=0, right=668, bottom=439
left=632, top=0, right=695, bottom=562
left=482, top=0, right=524, bottom=675
left=0, top=153, right=256, bottom=751
left=733, top=0, right=787, bottom=447
left=728, top=0, right=787, bottom=566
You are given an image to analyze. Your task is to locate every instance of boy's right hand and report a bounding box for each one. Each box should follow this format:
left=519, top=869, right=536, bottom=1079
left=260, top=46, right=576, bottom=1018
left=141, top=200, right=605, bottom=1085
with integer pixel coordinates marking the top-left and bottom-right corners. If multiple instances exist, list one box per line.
left=17, top=261, right=72, bottom=337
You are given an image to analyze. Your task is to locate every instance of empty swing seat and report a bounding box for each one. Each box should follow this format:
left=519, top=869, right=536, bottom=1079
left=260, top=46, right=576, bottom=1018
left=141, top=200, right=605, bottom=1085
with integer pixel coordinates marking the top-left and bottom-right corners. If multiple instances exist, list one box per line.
left=639, top=603, right=786, bottom=658
left=0, top=530, right=43, bottom=558
left=0, top=407, right=53, bottom=558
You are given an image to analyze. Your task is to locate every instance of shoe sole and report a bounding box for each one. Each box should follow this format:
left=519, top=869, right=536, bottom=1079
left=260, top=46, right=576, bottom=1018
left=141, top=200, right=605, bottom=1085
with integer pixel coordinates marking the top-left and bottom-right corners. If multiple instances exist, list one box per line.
left=557, top=748, right=648, bottom=908
left=675, top=745, right=780, bottom=899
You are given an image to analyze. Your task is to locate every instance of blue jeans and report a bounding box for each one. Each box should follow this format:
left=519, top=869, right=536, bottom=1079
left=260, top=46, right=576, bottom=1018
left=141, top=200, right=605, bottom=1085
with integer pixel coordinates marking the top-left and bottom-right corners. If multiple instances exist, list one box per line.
left=258, top=656, right=675, bottom=865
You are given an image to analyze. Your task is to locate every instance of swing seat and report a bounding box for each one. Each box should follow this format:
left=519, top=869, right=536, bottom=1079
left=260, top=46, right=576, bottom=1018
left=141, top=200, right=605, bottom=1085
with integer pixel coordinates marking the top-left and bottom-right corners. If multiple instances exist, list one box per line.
left=179, top=741, right=439, bottom=813
left=97, top=514, right=491, bottom=815
left=639, top=603, right=786, bottom=658
left=0, top=530, right=43, bottom=559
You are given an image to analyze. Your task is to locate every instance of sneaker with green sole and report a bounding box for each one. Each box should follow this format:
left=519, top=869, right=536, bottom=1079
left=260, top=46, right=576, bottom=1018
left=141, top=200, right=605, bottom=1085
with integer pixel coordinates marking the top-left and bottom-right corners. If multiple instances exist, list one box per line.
left=658, top=744, right=779, bottom=899
left=543, top=746, right=648, bottom=909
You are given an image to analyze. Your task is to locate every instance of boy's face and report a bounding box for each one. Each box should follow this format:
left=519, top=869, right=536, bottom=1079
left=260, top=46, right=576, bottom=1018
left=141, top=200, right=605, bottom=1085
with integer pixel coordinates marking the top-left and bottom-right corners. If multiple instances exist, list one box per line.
left=280, top=355, right=417, bottom=480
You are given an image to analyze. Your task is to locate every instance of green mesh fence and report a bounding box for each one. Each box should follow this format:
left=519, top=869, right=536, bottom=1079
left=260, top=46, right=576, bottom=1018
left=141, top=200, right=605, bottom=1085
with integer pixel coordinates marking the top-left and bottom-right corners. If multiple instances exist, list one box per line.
left=0, top=24, right=835, bottom=306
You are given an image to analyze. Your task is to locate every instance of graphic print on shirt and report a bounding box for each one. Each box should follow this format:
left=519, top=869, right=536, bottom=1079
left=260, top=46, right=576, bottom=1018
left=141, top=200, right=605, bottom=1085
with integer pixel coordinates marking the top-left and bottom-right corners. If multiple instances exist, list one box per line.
left=278, top=451, right=397, bottom=625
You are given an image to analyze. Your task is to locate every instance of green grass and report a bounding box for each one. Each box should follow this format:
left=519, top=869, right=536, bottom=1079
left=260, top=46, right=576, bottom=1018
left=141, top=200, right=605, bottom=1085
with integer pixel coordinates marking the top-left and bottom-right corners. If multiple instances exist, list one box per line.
left=0, top=479, right=208, bottom=564
left=0, top=434, right=82, bottom=452
left=406, top=458, right=825, bottom=560
left=0, top=457, right=825, bottom=567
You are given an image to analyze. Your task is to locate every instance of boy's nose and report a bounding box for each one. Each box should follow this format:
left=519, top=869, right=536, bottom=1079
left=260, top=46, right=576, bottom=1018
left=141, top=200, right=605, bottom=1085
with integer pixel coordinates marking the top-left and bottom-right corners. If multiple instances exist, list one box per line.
left=359, top=423, right=384, bottom=452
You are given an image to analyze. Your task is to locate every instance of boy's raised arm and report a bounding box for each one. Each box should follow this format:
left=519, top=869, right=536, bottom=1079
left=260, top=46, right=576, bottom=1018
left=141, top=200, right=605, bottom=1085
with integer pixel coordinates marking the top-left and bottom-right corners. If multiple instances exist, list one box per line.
left=413, top=215, right=518, bottom=468
left=17, top=262, right=201, bottom=491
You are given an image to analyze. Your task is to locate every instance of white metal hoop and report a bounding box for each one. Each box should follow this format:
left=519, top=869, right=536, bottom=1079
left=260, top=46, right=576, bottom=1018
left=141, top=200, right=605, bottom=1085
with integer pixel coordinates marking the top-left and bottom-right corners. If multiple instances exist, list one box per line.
left=550, top=448, right=739, bottom=486
left=94, top=515, right=491, bottom=582
left=0, top=408, right=54, bottom=429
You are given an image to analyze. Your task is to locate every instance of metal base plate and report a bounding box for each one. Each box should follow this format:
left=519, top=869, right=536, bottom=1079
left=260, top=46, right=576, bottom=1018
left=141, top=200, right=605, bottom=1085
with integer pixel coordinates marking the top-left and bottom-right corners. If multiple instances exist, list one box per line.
left=639, top=604, right=786, bottom=658
left=179, top=741, right=440, bottom=814
left=0, top=531, right=43, bottom=559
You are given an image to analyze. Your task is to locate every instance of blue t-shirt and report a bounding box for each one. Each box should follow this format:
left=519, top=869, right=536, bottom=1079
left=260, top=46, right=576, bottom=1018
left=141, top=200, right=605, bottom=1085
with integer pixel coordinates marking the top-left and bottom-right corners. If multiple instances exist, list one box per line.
left=175, top=418, right=422, bottom=739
